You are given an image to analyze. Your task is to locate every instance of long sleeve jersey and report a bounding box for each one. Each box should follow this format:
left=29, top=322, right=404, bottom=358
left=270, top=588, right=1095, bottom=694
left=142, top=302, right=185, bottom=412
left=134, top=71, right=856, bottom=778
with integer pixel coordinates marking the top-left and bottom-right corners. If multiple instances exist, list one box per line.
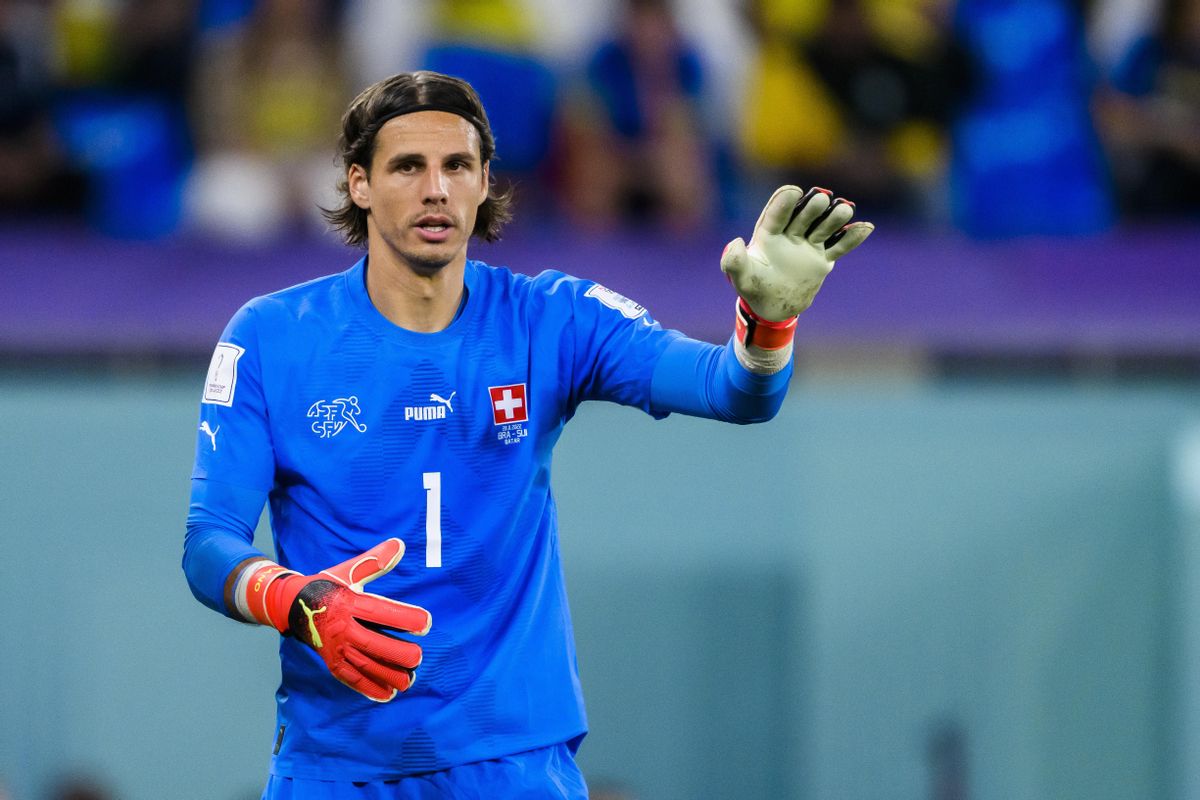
left=184, top=256, right=791, bottom=780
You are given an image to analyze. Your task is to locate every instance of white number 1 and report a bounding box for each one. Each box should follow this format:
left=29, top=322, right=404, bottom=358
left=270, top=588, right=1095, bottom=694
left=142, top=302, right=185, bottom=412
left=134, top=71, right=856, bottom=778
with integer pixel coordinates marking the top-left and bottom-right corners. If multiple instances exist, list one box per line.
left=423, top=472, right=442, bottom=568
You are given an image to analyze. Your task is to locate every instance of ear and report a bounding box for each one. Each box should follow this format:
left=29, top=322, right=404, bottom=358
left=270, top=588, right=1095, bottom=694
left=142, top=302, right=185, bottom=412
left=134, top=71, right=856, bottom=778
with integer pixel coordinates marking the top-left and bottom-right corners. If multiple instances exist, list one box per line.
left=348, top=164, right=370, bottom=210
left=478, top=161, right=490, bottom=205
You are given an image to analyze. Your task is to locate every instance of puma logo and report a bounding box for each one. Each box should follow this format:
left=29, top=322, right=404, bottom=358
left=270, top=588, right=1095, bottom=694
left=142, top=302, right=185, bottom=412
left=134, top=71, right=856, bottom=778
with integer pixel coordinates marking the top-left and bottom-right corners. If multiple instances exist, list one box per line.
left=430, top=391, right=456, bottom=412
left=199, top=421, right=220, bottom=451
left=405, top=390, right=456, bottom=421
left=298, top=599, right=327, bottom=648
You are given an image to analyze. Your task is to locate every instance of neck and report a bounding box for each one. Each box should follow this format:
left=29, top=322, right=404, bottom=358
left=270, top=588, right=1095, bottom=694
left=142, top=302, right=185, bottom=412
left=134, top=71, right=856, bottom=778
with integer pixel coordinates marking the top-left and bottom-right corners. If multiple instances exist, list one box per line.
left=364, top=247, right=467, bottom=333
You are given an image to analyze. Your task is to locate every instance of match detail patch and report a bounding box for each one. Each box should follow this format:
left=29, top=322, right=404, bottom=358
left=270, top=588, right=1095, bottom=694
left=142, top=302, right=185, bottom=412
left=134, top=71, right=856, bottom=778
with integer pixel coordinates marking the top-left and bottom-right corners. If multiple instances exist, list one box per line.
left=203, top=342, right=246, bottom=406
left=585, top=284, right=646, bottom=320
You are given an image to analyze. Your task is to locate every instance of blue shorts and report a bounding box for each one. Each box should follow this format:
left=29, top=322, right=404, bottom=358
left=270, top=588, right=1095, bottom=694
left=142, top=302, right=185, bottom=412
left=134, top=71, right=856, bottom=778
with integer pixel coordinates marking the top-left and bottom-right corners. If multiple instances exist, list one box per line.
left=260, top=742, right=587, bottom=799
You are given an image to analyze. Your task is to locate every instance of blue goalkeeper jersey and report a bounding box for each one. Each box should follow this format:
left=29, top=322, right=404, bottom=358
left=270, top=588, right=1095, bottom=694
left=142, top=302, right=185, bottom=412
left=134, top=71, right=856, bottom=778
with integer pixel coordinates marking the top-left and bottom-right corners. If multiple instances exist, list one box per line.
left=187, top=255, right=791, bottom=781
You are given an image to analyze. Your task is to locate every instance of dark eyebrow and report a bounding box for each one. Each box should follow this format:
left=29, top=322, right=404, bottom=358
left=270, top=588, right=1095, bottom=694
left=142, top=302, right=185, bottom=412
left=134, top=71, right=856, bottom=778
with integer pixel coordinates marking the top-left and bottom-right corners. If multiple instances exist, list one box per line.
left=383, top=151, right=479, bottom=170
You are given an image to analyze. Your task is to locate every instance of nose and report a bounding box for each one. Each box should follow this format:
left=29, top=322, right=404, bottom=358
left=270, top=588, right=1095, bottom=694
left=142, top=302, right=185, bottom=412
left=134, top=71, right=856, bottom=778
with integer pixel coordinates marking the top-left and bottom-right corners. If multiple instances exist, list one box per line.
left=422, top=168, right=449, bottom=204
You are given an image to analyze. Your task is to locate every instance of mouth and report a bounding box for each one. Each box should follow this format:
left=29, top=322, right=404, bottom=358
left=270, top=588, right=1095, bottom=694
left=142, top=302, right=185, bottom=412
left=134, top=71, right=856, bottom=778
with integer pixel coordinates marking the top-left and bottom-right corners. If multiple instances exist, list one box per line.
left=414, top=215, right=454, bottom=242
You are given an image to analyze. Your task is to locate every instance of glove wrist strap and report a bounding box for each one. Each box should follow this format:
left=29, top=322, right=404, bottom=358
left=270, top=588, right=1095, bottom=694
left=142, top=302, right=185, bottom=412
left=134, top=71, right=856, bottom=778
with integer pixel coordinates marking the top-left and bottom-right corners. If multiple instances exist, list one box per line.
left=734, top=298, right=796, bottom=375
left=735, top=297, right=797, bottom=349
left=235, top=560, right=300, bottom=632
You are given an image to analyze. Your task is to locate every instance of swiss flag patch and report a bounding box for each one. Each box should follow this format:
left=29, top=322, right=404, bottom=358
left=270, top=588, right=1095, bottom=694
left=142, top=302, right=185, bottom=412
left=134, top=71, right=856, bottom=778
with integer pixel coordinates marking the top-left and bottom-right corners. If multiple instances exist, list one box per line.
left=489, top=384, right=528, bottom=425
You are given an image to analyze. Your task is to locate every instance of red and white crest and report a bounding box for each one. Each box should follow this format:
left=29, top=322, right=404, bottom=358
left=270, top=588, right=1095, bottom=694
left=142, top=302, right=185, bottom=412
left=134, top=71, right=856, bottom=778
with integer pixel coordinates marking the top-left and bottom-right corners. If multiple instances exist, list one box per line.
left=488, top=384, right=528, bottom=425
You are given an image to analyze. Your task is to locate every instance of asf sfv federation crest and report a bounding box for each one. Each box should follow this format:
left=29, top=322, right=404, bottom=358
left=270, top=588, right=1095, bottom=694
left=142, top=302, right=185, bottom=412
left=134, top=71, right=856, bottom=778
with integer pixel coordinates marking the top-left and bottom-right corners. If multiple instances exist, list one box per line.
left=308, top=396, right=368, bottom=439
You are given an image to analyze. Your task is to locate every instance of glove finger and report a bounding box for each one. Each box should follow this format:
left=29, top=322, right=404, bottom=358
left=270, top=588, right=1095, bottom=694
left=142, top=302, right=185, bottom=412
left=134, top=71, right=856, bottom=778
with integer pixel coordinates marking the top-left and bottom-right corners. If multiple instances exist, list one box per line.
left=807, top=198, right=855, bottom=243
left=354, top=591, right=433, bottom=635
left=350, top=624, right=424, bottom=669
left=755, top=185, right=803, bottom=236
left=345, top=646, right=415, bottom=694
left=331, top=660, right=397, bottom=703
left=784, top=187, right=832, bottom=239
left=320, top=538, right=406, bottom=592
left=825, top=221, right=875, bottom=261
left=719, top=237, right=748, bottom=282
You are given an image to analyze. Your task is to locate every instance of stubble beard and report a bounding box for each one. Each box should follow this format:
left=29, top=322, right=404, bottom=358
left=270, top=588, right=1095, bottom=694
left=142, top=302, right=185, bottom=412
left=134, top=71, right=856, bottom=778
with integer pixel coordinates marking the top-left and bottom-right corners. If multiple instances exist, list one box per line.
left=402, top=248, right=454, bottom=276
left=372, top=228, right=461, bottom=278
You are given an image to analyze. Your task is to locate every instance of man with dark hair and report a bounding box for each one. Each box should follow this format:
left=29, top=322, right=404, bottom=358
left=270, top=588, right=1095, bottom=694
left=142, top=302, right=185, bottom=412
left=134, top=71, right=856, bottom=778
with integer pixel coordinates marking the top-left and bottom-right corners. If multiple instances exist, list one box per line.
left=322, top=72, right=513, bottom=245
left=183, top=70, right=872, bottom=798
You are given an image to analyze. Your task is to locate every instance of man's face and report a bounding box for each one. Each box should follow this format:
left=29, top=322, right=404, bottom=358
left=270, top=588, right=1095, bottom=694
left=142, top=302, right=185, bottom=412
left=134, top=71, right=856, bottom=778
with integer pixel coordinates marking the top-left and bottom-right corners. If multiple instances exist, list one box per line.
left=350, top=110, right=489, bottom=275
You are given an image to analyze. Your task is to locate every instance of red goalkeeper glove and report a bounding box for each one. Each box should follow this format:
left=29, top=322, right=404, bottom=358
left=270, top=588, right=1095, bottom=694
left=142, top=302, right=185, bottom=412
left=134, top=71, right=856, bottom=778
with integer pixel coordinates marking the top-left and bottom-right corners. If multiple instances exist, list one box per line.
left=234, top=538, right=431, bottom=702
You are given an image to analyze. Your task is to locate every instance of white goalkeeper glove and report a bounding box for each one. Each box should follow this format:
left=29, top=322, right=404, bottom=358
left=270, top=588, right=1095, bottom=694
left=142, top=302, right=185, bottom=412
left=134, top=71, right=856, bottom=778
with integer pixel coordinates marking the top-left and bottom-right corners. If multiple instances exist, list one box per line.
left=721, top=186, right=874, bottom=373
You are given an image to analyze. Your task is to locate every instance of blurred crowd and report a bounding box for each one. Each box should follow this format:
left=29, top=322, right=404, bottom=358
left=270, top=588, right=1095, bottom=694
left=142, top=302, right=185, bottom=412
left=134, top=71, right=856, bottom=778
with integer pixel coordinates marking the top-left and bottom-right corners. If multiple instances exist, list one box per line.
left=0, top=0, right=1197, bottom=242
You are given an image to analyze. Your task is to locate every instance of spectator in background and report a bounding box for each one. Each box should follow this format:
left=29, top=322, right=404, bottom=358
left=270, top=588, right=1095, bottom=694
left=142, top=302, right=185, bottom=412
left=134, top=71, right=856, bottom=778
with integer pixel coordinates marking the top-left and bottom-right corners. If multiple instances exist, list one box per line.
left=802, top=0, right=970, bottom=216
left=418, top=0, right=559, bottom=216
left=1093, top=0, right=1200, bottom=217
left=949, top=0, right=1114, bottom=237
left=50, top=0, right=198, bottom=238
left=0, top=0, right=196, bottom=235
left=560, top=0, right=717, bottom=230
left=736, top=0, right=840, bottom=203
left=0, top=0, right=88, bottom=218
left=185, top=0, right=348, bottom=242
left=110, top=0, right=198, bottom=99
left=738, top=0, right=970, bottom=222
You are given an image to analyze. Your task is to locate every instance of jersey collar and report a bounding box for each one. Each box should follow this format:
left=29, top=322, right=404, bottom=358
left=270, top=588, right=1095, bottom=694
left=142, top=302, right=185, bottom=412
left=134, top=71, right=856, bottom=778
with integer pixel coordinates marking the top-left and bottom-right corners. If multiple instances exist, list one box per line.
left=344, top=255, right=480, bottom=344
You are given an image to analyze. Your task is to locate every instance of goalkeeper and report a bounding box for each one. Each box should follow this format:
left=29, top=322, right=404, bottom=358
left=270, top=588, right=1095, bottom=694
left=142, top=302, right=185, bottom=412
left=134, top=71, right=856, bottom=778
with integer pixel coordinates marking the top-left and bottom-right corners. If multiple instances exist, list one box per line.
left=183, top=70, right=872, bottom=799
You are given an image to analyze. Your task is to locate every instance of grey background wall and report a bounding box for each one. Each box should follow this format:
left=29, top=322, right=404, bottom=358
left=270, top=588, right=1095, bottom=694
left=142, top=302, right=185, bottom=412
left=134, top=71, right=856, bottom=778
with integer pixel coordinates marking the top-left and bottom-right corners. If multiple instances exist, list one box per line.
left=1, top=371, right=1195, bottom=800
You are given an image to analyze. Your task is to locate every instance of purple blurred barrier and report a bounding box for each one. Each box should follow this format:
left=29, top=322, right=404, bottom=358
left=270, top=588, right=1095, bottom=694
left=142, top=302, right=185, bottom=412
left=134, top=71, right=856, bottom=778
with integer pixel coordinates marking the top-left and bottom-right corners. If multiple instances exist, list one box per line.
left=0, top=220, right=1196, bottom=358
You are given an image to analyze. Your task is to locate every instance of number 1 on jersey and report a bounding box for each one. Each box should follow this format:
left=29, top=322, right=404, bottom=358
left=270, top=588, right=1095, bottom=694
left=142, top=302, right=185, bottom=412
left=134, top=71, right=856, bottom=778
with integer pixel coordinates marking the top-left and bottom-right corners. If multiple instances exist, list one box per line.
left=423, top=472, right=442, bottom=568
